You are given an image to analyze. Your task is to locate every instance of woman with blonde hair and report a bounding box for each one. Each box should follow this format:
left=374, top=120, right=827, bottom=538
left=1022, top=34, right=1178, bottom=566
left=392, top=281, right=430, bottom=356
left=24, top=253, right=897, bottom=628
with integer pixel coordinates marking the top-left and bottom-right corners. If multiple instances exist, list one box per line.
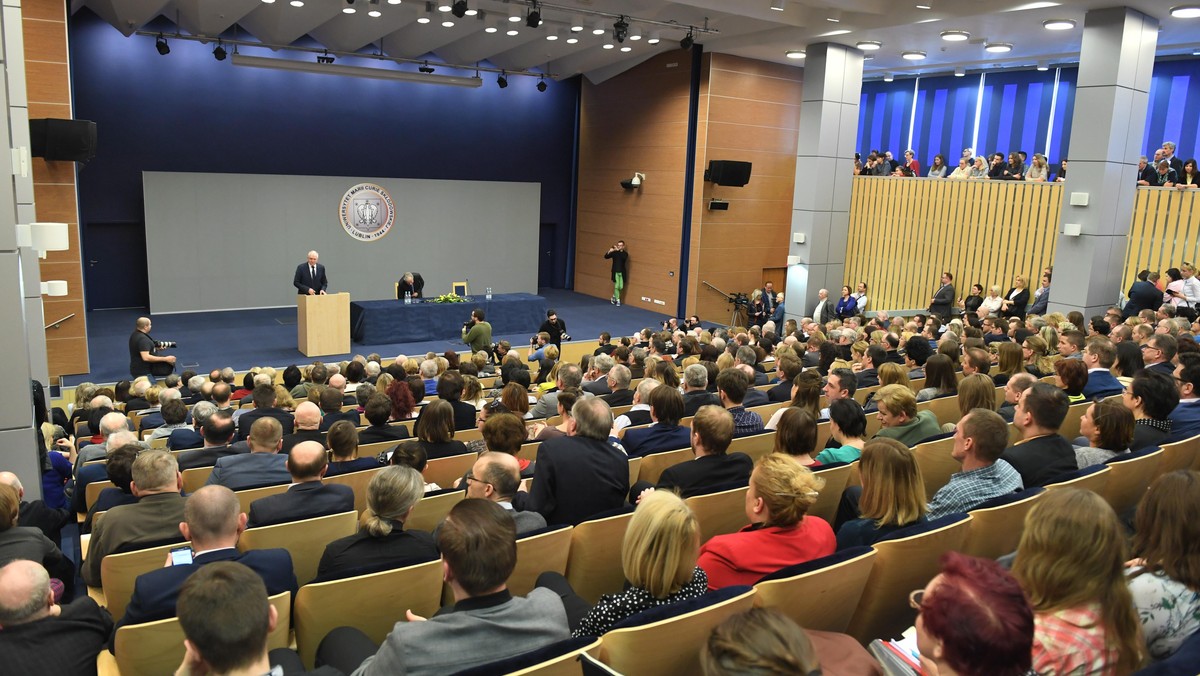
left=273, top=385, right=296, bottom=412
left=1023, top=335, right=1056, bottom=377
left=940, top=373, right=996, bottom=433
left=716, top=351, right=735, bottom=372
left=701, top=608, right=822, bottom=676
left=836, top=437, right=927, bottom=548
left=314, top=465, right=437, bottom=582
left=863, top=362, right=910, bottom=413
left=979, top=285, right=1004, bottom=316
left=993, top=342, right=1024, bottom=386
left=1013, top=488, right=1145, bottom=674
left=569, top=490, right=709, bottom=636
left=766, top=370, right=822, bottom=430
left=698, top=454, right=835, bottom=589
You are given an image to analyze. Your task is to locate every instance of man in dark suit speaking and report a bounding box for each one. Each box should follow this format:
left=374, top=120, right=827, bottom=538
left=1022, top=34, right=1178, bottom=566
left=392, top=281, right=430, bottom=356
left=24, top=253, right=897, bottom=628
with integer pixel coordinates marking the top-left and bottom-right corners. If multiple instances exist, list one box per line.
left=294, top=250, right=328, bottom=295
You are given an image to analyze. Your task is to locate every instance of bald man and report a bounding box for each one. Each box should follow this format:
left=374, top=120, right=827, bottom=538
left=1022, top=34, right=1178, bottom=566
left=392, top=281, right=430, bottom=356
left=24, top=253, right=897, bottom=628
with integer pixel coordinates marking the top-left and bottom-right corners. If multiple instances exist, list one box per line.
left=0, top=471, right=70, bottom=546
left=294, top=250, right=327, bottom=295
left=0, top=560, right=112, bottom=672
left=467, top=453, right=546, bottom=535
left=129, top=315, right=175, bottom=378
left=281, top=401, right=326, bottom=454
left=112, top=486, right=296, bottom=643
left=245, top=441, right=354, bottom=528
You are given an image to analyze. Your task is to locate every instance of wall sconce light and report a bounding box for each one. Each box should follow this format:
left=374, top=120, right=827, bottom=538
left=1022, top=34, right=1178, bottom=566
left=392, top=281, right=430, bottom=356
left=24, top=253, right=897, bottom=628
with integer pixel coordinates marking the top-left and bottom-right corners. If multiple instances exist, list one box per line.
left=40, top=281, right=68, bottom=296
left=620, top=172, right=645, bottom=190
left=20, top=222, right=70, bottom=258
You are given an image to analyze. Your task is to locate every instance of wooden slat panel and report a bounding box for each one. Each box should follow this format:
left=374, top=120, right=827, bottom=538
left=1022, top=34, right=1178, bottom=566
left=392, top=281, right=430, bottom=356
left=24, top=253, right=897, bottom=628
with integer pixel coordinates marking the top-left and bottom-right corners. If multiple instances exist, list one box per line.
left=1120, top=188, right=1200, bottom=290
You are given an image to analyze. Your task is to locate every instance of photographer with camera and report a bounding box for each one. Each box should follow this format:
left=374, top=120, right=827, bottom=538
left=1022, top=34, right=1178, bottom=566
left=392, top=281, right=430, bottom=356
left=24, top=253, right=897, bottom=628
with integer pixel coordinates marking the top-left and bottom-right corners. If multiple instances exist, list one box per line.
left=129, top=316, right=176, bottom=379
left=461, top=308, right=492, bottom=354
left=537, top=309, right=570, bottom=348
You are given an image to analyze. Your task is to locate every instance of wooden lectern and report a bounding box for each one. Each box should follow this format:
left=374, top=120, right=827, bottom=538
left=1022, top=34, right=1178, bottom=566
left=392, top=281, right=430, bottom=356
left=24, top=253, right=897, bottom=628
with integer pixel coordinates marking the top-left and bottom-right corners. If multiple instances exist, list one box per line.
left=298, top=293, right=350, bottom=357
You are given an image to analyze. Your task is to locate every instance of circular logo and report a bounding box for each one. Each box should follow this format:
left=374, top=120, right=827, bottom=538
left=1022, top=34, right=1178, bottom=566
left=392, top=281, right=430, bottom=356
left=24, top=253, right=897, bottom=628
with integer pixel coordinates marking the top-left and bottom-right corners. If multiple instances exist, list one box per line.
left=339, top=183, right=396, bottom=241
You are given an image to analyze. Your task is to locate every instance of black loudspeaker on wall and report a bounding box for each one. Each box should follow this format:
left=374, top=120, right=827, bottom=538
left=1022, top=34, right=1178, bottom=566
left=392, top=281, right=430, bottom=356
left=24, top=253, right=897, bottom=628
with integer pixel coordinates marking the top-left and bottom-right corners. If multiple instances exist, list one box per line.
left=29, top=118, right=97, bottom=162
left=705, top=160, right=752, bottom=187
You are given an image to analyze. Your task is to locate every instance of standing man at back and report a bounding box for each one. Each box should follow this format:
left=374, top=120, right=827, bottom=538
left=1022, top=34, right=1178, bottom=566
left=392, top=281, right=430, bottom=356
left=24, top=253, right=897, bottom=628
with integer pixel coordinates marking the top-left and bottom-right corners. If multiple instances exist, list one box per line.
left=294, top=250, right=328, bottom=295
left=929, top=272, right=955, bottom=321
left=604, top=240, right=629, bottom=306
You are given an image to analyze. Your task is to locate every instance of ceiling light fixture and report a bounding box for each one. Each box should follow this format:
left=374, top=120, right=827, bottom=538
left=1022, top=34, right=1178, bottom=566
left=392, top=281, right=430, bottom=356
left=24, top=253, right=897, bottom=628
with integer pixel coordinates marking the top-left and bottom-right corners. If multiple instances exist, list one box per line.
left=155, top=34, right=170, bottom=55
left=883, top=73, right=894, bottom=82
left=537, top=77, right=548, bottom=92
left=680, top=30, right=694, bottom=50
left=343, top=4, right=356, bottom=13
left=441, top=19, right=455, bottom=27
left=437, top=2, right=450, bottom=10
left=856, top=40, right=881, bottom=51
left=316, top=50, right=335, bottom=64
left=1042, top=18, right=1075, bottom=29
left=484, top=23, right=497, bottom=32
left=613, top=16, right=629, bottom=43
left=985, top=42, right=1013, bottom=53
left=771, top=0, right=785, bottom=10
left=1037, top=61, right=1049, bottom=71
left=785, top=50, right=805, bottom=59
left=262, top=0, right=275, bottom=3
left=497, top=72, right=508, bottom=88
left=368, top=8, right=381, bottom=16
left=603, top=43, right=614, bottom=49
left=213, top=42, right=227, bottom=60
left=418, top=61, right=435, bottom=73
left=289, top=0, right=303, bottom=6
left=507, top=27, right=519, bottom=35
left=592, top=21, right=605, bottom=35
left=566, top=36, right=578, bottom=44
left=1170, top=5, right=1200, bottom=17
left=510, top=8, right=522, bottom=22
left=526, top=2, right=542, bottom=28
left=450, top=0, right=467, bottom=18
left=648, top=32, right=661, bottom=44
left=954, top=67, right=964, bottom=77
left=620, top=45, right=632, bottom=52
left=546, top=29, right=559, bottom=40
left=387, top=0, right=402, bottom=4
left=940, top=30, right=970, bottom=41
left=570, top=18, right=584, bottom=32
left=902, top=50, right=926, bottom=60
left=629, top=28, right=642, bottom=41
left=915, top=3, right=931, bottom=9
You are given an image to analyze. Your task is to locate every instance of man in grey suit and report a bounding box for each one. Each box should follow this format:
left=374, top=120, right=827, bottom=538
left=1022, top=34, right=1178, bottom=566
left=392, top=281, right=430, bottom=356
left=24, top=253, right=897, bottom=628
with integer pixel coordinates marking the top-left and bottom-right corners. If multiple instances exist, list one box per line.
left=206, top=417, right=290, bottom=491
left=317, top=500, right=570, bottom=675
left=929, top=271, right=956, bottom=321
left=581, top=354, right=614, bottom=395
left=466, top=453, right=546, bottom=534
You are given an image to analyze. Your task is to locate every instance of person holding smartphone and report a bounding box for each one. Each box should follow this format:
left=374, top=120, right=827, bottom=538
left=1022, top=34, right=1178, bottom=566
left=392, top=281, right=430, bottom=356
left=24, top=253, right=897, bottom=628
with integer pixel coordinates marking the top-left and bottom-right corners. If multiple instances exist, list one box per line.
left=604, top=240, right=629, bottom=306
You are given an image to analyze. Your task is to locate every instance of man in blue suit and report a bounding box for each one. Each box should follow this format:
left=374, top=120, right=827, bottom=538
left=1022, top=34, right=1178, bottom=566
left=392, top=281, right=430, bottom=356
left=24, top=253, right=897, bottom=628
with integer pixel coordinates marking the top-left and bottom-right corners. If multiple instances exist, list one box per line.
left=623, top=386, right=691, bottom=458
left=206, top=417, right=290, bottom=491
left=1169, top=356, right=1200, bottom=439
left=246, top=441, right=354, bottom=528
left=111, top=485, right=297, bottom=648
left=1081, top=338, right=1124, bottom=400
left=293, top=250, right=328, bottom=295
left=1123, top=269, right=1161, bottom=318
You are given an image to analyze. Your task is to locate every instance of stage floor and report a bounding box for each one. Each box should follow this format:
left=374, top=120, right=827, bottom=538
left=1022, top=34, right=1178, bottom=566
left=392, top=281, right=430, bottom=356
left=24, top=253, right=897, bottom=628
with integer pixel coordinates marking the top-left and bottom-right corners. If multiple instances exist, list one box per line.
left=66, top=289, right=678, bottom=385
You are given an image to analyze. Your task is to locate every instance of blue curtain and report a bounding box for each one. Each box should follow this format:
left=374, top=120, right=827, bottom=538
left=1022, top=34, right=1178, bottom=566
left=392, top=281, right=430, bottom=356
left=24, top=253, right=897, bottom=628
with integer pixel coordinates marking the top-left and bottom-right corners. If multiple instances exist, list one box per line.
left=1143, top=59, right=1200, bottom=162
left=975, top=69, right=1058, bottom=161
left=856, top=79, right=916, bottom=158
left=1047, top=67, right=1077, bottom=164
left=910, top=74, right=982, bottom=173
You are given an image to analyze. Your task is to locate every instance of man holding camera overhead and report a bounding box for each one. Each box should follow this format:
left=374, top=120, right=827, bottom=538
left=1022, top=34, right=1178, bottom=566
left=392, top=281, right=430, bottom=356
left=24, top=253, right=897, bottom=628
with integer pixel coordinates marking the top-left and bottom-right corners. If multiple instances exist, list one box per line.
left=129, top=316, right=176, bottom=379
left=462, top=308, right=492, bottom=354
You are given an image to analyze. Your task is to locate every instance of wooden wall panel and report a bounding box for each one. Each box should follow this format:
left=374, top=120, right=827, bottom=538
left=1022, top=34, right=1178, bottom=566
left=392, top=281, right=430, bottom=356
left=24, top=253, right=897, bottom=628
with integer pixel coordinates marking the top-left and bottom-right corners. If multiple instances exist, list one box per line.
left=845, top=177, right=1061, bottom=311
left=25, top=0, right=89, bottom=379
left=1123, top=188, right=1200, bottom=287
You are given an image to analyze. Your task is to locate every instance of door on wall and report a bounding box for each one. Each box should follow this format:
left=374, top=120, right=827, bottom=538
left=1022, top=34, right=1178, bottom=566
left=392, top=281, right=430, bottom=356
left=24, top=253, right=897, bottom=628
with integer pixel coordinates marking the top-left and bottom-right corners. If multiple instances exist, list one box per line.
left=82, top=221, right=149, bottom=310
left=538, top=222, right=557, bottom=289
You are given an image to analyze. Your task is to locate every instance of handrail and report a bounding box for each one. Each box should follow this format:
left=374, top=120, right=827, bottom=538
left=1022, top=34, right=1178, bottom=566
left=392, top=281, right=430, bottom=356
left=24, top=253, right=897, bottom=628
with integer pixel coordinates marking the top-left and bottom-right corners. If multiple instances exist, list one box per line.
left=45, top=313, right=75, bottom=330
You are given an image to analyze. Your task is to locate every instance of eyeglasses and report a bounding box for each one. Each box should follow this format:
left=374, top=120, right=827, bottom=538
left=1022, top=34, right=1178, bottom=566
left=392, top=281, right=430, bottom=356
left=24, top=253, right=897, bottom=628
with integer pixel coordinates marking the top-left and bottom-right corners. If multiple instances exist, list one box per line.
left=908, top=589, right=926, bottom=610
left=463, top=475, right=489, bottom=486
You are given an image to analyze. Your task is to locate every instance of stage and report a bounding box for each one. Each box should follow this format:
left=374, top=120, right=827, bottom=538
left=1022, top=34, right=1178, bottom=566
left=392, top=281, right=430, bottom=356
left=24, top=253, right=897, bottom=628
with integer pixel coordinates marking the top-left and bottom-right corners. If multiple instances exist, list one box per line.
left=66, top=289, right=679, bottom=386
left=350, top=293, right=547, bottom=344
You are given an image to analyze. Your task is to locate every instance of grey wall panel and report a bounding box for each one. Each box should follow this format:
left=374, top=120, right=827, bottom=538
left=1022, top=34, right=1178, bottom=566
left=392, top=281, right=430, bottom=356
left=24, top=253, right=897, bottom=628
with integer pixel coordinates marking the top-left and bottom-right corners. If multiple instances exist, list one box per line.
left=143, top=172, right=541, bottom=314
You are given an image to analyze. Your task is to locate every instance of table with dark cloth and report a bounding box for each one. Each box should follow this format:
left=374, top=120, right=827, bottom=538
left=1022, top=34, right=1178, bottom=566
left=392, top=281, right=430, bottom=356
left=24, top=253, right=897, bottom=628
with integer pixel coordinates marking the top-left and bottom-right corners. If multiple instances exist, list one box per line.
left=350, top=293, right=547, bottom=344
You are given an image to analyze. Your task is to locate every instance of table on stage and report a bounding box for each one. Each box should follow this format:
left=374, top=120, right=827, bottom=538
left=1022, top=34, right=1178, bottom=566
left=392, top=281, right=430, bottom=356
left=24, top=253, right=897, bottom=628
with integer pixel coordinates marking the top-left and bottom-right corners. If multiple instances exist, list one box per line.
left=349, top=293, right=548, bottom=344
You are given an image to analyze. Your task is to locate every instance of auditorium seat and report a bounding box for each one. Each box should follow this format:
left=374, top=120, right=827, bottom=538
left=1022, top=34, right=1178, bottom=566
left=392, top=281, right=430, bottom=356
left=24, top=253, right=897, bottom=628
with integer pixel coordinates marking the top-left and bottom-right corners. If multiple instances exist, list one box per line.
left=448, top=636, right=602, bottom=676
left=238, top=511, right=358, bottom=585
left=323, top=466, right=384, bottom=513
left=508, top=525, right=573, bottom=596
left=685, top=484, right=750, bottom=543
left=406, top=488, right=465, bottom=532
left=100, top=541, right=188, bottom=621
left=148, top=436, right=168, bottom=449
left=105, top=592, right=291, bottom=676
left=627, top=457, right=641, bottom=488
left=753, top=546, right=876, bottom=633
left=1101, top=448, right=1163, bottom=515
left=635, top=448, right=692, bottom=484
left=1058, top=401, right=1091, bottom=441
left=565, top=507, right=635, bottom=605
left=1154, top=433, right=1200, bottom=478
left=294, top=560, right=443, bottom=669
left=846, top=513, right=973, bottom=644
left=180, top=466, right=214, bottom=494
left=808, top=461, right=854, bottom=525
left=85, top=479, right=116, bottom=510
left=917, top=395, right=961, bottom=427
left=725, top=431, right=776, bottom=462
left=598, top=586, right=757, bottom=676
left=356, top=439, right=396, bottom=459
left=422, top=453, right=477, bottom=489
left=1043, top=464, right=1111, bottom=494
left=961, top=488, right=1044, bottom=560
left=911, top=436, right=961, bottom=498
left=234, top=483, right=291, bottom=514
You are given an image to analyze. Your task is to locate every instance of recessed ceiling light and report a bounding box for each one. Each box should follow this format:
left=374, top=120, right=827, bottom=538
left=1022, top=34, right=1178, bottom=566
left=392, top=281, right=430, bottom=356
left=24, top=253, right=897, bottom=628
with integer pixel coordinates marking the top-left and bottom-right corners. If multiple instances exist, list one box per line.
left=566, top=36, right=579, bottom=44
left=1042, top=18, right=1075, bottom=29
left=441, top=20, right=454, bottom=27
left=985, top=42, right=1013, bottom=53
left=941, top=30, right=970, bottom=41
left=785, top=50, right=805, bottom=59
left=289, top=0, right=303, bottom=6
left=915, top=3, right=931, bottom=9
left=368, top=9, right=381, bottom=16
left=826, top=16, right=840, bottom=22
left=1006, top=2, right=1059, bottom=11
left=261, top=0, right=275, bottom=4
left=883, top=73, right=894, bottom=82
left=902, top=50, right=926, bottom=60
left=509, top=14, right=522, bottom=22
left=1171, top=5, right=1200, bottom=17
left=387, top=0, right=402, bottom=4
left=417, top=16, right=430, bottom=23
left=620, top=46, right=631, bottom=52
left=343, top=6, right=356, bottom=13
left=546, top=33, right=558, bottom=40
left=857, top=40, right=882, bottom=51
left=484, top=25, right=497, bottom=32
left=603, top=43, right=614, bottom=49
left=437, top=3, right=451, bottom=11
left=954, top=67, right=964, bottom=77
left=1037, top=61, right=1049, bottom=70
left=771, top=0, right=785, bottom=10
left=506, top=28, right=519, bottom=35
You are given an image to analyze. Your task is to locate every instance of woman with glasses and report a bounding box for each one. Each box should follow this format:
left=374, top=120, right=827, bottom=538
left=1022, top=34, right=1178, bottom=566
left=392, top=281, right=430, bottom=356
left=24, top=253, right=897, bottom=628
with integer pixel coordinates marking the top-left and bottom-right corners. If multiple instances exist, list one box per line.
left=466, top=399, right=509, bottom=454
left=1013, top=488, right=1145, bottom=674
left=1022, top=335, right=1055, bottom=377
left=910, top=552, right=1034, bottom=676
left=1074, top=399, right=1134, bottom=469
left=1122, top=370, right=1179, bottom=451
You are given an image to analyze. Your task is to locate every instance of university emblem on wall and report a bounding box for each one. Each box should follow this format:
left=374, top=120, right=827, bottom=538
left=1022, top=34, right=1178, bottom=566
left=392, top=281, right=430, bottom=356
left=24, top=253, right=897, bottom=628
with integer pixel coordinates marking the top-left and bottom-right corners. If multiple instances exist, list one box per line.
left=339, top=183, right=396, bottom=241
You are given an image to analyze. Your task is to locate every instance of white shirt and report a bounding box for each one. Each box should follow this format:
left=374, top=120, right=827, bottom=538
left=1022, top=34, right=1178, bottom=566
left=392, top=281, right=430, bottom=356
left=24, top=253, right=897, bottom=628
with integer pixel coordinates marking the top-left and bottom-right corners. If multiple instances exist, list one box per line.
left=1181, top=276, right=1200, bottom=306
left=814, top=298, right=827, bottom=319
left=612, top=403, right=651, bottom=434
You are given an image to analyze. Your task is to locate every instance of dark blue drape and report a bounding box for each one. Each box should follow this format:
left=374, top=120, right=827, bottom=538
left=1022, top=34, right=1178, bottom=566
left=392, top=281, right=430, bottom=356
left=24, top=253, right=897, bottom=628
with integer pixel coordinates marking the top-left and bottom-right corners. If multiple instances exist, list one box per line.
left=857, top=79, right=916, bottom=158
left=910, top=74, right=982, bottom=173
left=1143, top=59, right=1200, bottom=162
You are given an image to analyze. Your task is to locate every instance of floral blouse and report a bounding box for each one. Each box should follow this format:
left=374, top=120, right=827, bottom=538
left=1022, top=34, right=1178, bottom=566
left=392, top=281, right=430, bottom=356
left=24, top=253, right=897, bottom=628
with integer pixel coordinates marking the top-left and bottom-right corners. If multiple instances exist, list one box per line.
left=1128, top=567, right=1200, bottom=660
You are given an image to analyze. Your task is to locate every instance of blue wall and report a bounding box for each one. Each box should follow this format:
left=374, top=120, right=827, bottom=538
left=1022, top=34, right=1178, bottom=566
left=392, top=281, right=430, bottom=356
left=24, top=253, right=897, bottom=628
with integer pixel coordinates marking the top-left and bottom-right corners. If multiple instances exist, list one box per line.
left=910, top=73, right=980, bottom=169
left=68, top=9, right=580, bottom=288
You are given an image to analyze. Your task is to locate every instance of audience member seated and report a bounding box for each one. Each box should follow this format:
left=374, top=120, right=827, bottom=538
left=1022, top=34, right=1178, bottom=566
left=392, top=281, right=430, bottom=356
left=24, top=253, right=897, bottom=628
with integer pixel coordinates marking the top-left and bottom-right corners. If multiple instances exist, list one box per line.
left=85, top=450, right=187, bottom=587
left=1124, top=370, right=1179, bottom=451
left=819, top=367, right=858, bottom=419
left=1128, top=470, right=1200, bottom=661
left=998, top=372, right=1036, bottom=422
left=145, top=396, right=189, bottom=441
left=600, top=364, right=635, bottom=408
left=766, top=370, right=822, bottom=429
left=612, top=379, right=659, bottom=434
left=314, top=466, right=438, bottom=582
left=113, top=485, right=297, bottom=636
left=465, top=453, right=546, bottom=535
left=565, top=490, right=708, bottom=637
left=1073, top=399, right=1134, bottom=469
left=1022, top=335, right=1055, bottom=377
left=246, top=441, right=354, bottom=528
left=862, top=362, right=910, bottom=413
left=357, top=393, right=410, bottom=445
left=873, top=384, right=942, bottom=447
left=702, top=606, right=879, bottom=676
left=0, top=471, right=70, bottom=548
left=925, top=410, right=1023, bottom=519
left=716, top=368, right=764, bottom=437
left=318, top=385, right=360, bottom=432
left=0, top=560, right=113, bottom=673
left=767, top=354, right=802, bottom=403
left=681, top=363, right=721, bottom=416
left=206, top=417, right=290, bottom=491
left=1082, top=338, right=1124, bottom=399
left=477, top=411, right=534, bottom=478
left=912, top=552, right=1034, bottom=676
left=770, top=408, right=822, bottom=467
left=169, top=400, right=216, bottom=451
left=697, top=455, right=835, bottom=589
left=811, top=399, right=866, bottom=465
left=176, top=410, right=242, bottom=471
left=636, top=405, right=753, bottom=501
left=1012, top=488, right=1144, bottom=674
left=82, top=444, right=139, bottom=534
left=235, top=385, right=295, bottom=442
left=916, top=354, right=958, bottom=402
left=529, top=363, right=589, bottom=420
left=855, top=345, right=885, bottom=388
left=1143, top=333, right=1178, bottom=376
left=0, top=483, right=75, bottom=599
left=1168, top=356, right=1200, bottom=439
left=282, top=401, right=327, bottom=454
left=315, top=499, right=569, bottom=675
left=519, top=398, right=629, bottom=526
left=408, top=399, right=471, bottom=461
left=835, top=438, right=928, bottom=547
left=623, top=385, right=691, bottom=457
left=999, top=383, right=1078, bottom=487
left=1054, top=358, right=1088, bottom=404
left=325, top=420, right=383, bottom=476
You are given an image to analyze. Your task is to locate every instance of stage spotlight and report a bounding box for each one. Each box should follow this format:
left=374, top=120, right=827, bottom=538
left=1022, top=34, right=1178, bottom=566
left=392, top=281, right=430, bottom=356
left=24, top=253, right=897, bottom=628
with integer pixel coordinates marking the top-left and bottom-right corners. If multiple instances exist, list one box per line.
left=526, top=2, right=541, bottom=27
left=418, top=61, right=435, bottom=73
left=497, top=72, right=508, bottom=88
left=213, top=43, right=227, bottom=61
left=612, top=16, right=629, bottom=43
left=155, top=35, right=170, bottom=55
left=316, top=51, right=335, bottom=64
left=680, top=31, right=694, bottom=50
left=451, top=0, right=467, bottom=18
left=537, top=77, right=547, bottom=92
